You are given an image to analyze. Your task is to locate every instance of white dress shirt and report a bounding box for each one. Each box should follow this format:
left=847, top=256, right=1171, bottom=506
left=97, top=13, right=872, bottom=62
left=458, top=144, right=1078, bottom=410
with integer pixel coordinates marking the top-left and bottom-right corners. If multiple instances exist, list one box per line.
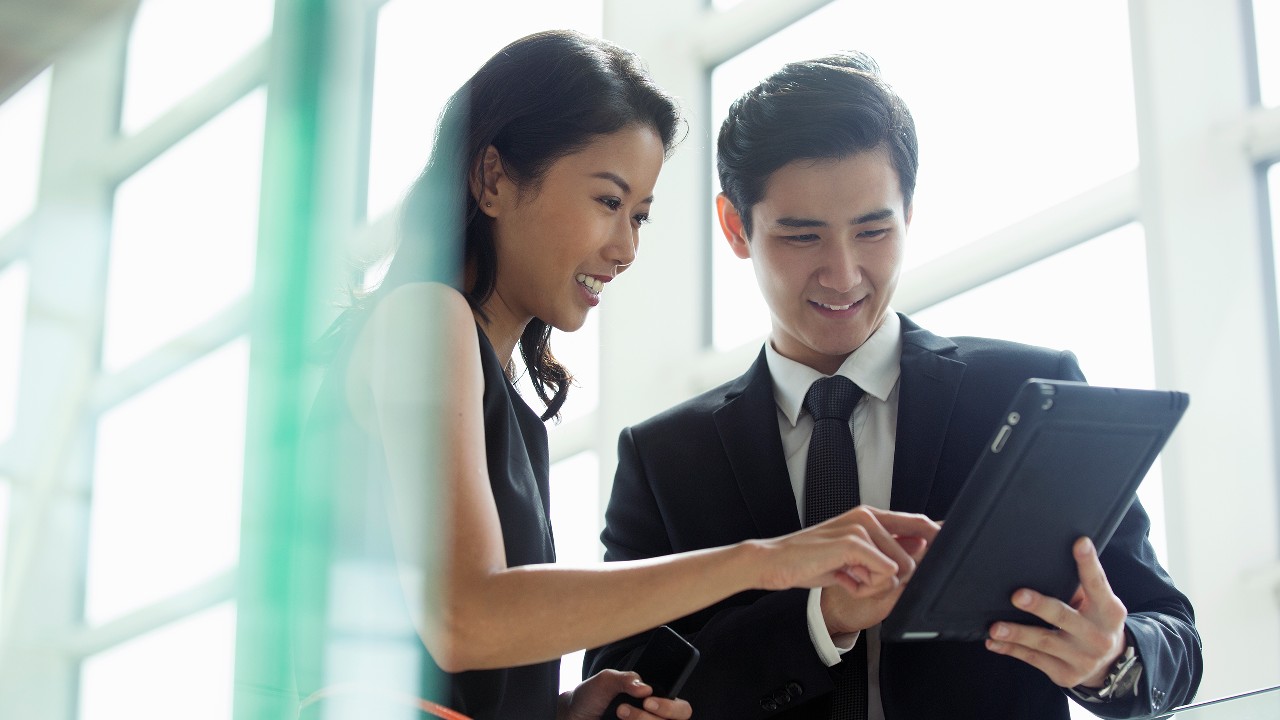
left=764, top=311, right=902, bottom=720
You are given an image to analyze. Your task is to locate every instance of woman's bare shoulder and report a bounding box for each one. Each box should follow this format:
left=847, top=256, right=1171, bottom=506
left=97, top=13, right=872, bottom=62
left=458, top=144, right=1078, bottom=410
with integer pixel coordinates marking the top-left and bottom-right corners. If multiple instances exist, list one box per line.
left=347, top=282, right=481, bottom=424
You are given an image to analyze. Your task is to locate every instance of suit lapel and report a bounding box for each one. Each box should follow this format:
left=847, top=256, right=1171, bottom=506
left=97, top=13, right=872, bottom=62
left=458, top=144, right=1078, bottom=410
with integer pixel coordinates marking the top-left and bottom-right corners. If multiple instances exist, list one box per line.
left=713, top=349, right=803, bottom=539
left=890, top=315, right=966, bottom=514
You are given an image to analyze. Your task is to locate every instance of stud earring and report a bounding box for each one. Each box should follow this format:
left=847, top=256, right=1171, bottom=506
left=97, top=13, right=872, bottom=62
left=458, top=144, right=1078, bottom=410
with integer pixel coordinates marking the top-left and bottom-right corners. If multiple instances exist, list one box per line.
left=485, top=201, right=493, bottom=208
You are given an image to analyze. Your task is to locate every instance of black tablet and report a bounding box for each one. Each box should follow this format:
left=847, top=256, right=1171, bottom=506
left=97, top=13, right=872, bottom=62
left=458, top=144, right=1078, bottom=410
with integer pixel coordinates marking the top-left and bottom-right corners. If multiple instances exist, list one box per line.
left=881, top=379, right=1188, bottom=642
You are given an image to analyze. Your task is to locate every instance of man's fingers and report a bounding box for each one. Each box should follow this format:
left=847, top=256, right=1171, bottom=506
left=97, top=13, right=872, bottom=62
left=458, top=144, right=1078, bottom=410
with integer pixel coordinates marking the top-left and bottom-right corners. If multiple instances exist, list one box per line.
left=984, top=635, right=1075, bottom=686
left=1073, top=537, right=1112, bottom=601
left=1011, top=588, right=1084, bottom=636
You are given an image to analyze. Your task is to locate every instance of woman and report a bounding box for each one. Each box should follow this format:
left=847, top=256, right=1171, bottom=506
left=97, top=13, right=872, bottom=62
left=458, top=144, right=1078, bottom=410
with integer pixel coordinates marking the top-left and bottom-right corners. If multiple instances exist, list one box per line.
left=307, top=29, right=938, bottom=720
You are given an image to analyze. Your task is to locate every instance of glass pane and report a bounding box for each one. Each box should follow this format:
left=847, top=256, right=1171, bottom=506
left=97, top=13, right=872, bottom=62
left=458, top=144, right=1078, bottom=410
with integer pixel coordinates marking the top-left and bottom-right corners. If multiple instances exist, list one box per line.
left=711, top=0, right=1136, bottom=349
left=0, top=477, right=9, bottom=622
left=79, top=602, right=236, bottom=720
left=86, top=339, right=248, bottom=623
left=1271, top=164, right=1280, bottom=321
left=366, top=0, right=604, bottom=219
left=549, top=450, right=601, bottom=692
left=911, top=224, right=1168, bottom=562
left=103, top=90, right=265, bottom=372
left=0, top=262, right=28, bottom=443
left=121, top=0, right=273, bottom=134
left=1257, top=0, right=1280, bottom=106
left=0, top=70, right=49, bottom=238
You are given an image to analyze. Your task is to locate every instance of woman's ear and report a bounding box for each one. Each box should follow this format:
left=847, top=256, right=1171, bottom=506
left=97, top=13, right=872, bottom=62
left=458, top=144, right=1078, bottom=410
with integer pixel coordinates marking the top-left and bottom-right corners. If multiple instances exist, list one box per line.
left=716, top=193, right=752, bottom=259
left=472, top=145, right=505, bottom=218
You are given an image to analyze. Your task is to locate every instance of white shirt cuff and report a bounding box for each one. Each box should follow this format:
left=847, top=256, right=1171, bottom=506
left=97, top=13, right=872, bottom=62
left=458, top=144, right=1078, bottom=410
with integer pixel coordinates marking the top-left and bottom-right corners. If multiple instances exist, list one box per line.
left=806, top=588, right=860, bottom=667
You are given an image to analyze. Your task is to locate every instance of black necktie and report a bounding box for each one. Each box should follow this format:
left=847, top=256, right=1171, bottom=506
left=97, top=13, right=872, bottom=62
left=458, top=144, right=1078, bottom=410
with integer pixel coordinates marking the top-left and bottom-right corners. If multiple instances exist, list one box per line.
left=803, top=375, right=867, bottom=720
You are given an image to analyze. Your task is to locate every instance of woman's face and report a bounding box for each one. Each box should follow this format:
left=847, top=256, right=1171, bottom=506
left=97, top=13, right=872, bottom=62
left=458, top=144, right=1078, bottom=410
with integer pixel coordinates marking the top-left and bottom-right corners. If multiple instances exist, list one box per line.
left=483, top=123, right=666, bottom=334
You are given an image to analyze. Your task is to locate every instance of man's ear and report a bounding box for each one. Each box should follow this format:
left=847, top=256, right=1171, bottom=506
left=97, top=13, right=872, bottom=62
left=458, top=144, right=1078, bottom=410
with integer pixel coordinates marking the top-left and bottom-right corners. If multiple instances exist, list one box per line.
left=471, top=145, right=506, bottom=218
left=716, top=193, right=752, bottom=260
left=904, top=200, right=914, bottom=228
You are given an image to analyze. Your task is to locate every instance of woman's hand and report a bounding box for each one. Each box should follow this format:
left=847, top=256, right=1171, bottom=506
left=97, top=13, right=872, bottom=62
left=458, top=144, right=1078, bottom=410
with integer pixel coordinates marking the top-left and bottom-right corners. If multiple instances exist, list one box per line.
left=558, top=670, right=692, bottom=720
left=751, top=506, right=939, bottom=597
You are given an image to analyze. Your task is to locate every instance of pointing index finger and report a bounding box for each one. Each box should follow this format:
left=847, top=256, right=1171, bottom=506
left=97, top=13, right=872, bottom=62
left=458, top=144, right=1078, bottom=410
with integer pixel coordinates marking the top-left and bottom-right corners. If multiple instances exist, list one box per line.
left=1073, top=536, right=1111, bottom=599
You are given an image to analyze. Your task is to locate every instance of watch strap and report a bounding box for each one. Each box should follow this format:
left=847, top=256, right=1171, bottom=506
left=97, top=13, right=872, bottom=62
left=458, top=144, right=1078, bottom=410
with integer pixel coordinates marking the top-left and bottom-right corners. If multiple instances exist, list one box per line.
left=1069, top=643, right=1143, bottom=704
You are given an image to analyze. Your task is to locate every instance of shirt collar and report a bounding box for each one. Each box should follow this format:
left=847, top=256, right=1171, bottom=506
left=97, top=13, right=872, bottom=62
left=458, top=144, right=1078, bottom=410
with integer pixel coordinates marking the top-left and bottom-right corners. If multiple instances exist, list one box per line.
left=765, top=311, right=903, bottom=428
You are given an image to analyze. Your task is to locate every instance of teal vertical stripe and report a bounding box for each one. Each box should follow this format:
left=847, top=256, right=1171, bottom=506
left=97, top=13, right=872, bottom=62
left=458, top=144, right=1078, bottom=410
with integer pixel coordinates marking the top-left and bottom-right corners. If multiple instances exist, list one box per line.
left=235, top=1, right=334, bottom=717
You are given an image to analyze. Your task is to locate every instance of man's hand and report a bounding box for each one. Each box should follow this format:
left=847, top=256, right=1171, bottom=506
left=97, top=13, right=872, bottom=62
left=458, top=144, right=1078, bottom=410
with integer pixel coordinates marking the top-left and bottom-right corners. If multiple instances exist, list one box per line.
left=984, top=537, right=1129, bottom=688
left=819, top=512, right=932, bottom=636
left=820, top=577, right=908, bottom=637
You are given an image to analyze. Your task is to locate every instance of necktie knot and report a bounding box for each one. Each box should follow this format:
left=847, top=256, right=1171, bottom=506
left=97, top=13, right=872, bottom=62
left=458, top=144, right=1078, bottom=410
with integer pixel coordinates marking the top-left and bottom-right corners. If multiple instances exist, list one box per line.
left=804, top=375, right=864, bottom=423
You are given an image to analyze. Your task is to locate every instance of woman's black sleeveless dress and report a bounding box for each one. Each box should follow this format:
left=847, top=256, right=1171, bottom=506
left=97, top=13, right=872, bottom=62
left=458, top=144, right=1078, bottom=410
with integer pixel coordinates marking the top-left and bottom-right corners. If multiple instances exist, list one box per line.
left=300, top=320, right=559, bottom=719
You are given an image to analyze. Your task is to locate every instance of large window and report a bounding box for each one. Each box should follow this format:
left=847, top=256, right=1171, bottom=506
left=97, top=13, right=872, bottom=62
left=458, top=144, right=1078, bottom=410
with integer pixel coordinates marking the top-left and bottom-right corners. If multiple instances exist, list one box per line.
left=366, top=0, right=604, bottom=220
left=0, top=71, right=48, bottom=238
left=710, top=0, right=1136, bottom=350
left=79, top=603, right=236, bottom=720
left=1271, top=163, right=1280, bottom=343
left=1257, top=0, right=1280, bottom=106
left=0, top=263, right=27, bottom=617
left=103, top=91, right=264, bottom=371
left=86, top=340, right=248, bottom=624
left=0, top=263, right=28, bottom=445
left=0, top=477, right=8, bottom=622
left=912, top=224, right=1168, bottom=560
left=120, top=0, right=272, bottom=134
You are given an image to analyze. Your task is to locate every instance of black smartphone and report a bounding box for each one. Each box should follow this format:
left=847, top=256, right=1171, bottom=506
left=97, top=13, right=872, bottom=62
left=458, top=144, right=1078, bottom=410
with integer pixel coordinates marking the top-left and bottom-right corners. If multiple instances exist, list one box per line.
left=601, top=625, right=700, bottom=718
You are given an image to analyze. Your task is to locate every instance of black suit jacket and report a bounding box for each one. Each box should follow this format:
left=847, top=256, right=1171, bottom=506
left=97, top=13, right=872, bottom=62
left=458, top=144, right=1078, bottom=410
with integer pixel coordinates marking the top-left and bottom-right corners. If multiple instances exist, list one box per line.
left=587, top=315, right=1201, bottom=720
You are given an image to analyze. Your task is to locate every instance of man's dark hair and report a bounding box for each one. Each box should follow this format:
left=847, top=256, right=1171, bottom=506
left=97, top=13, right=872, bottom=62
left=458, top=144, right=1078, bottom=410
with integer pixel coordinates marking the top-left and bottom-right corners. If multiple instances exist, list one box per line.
left=717, top=51, right=918, bottom=236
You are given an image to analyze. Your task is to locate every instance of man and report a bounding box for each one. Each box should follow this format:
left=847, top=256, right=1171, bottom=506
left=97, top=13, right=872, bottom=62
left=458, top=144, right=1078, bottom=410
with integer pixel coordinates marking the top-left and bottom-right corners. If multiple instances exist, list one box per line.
left=586, top=53, right=1201, bottom=719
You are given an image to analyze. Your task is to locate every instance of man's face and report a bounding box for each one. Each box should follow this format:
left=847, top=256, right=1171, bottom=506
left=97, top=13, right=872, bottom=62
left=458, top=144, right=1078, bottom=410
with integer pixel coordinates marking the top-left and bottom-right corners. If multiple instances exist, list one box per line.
left=718, top=149, right=910, bottom=375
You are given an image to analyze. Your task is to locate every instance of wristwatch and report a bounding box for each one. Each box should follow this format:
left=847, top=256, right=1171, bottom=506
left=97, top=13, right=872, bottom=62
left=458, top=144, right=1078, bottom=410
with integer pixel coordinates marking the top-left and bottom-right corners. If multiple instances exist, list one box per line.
left=1070, top=641, right=1143, bottom=703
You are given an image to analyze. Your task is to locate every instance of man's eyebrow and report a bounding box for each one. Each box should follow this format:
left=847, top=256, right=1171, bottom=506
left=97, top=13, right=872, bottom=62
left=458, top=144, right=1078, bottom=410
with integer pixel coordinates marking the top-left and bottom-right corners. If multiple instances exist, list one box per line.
left=852, top=208, right=896, bottom=224
left=774, top=216, right=828, bottom=228
left=591, top=171, right=654, bottom=203
left=773, top=208, right=896, bottom=228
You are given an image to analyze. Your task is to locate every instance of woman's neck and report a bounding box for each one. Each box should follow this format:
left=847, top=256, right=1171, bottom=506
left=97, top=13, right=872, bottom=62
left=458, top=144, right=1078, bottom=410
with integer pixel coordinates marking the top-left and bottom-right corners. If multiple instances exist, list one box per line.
left=473, top=303, right=527, bottom=369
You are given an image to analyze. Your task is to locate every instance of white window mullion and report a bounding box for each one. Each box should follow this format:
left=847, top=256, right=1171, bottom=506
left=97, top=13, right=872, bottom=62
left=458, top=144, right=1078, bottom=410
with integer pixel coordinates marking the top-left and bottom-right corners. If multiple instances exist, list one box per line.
left=0, top=12, right=131, bottom=720
left=1129, top=0, right=1280, bottom=696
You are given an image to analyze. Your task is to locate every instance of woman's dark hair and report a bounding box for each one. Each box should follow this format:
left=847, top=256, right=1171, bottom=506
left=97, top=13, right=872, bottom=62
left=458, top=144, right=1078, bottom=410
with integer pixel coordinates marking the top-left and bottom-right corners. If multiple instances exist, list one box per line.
left=323, top=30, right=682, bottom=421
left=717, top=51, right=917, bottom=236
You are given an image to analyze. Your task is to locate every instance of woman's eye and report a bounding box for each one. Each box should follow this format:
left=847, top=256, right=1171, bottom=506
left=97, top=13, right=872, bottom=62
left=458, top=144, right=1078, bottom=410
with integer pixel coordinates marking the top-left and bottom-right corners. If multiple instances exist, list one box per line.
left=598, top=197, right=623, bottom=210
left=633, top=213, right=651, bottom=226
